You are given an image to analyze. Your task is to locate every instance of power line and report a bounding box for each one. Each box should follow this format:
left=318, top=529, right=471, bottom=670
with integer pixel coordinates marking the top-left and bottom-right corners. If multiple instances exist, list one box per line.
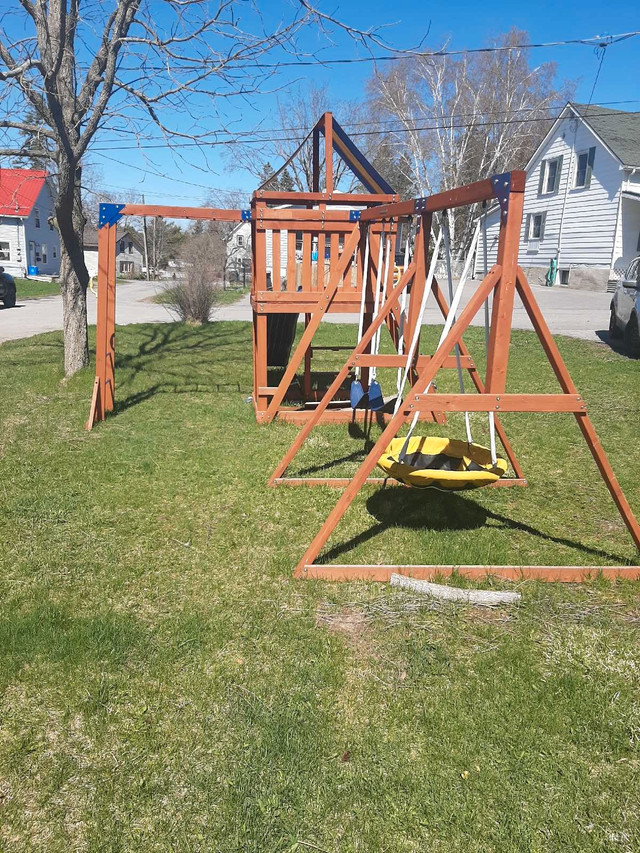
left=90, top=107, right=639, bottom=152
left=90, top=99, right=640, bottom=147
left=99, top=29, right=640, bottom=71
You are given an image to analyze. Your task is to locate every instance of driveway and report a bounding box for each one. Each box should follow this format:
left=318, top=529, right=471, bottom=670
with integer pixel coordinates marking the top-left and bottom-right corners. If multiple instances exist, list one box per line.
left=0, top=277, right=613, bottom=345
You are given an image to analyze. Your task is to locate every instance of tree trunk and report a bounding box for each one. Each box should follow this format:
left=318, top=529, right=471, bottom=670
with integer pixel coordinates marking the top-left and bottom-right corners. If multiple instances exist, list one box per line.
left=60, top=251, right=89, bottom=374
left=56, top=159, right=90, bottom=375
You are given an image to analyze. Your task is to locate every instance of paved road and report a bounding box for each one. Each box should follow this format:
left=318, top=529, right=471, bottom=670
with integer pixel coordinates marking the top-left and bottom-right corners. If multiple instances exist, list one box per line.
left=0, top=278, right=614, bottom=345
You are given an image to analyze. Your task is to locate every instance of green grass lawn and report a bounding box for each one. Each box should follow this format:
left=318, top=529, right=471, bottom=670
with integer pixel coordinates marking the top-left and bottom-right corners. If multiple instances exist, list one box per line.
left=14, top=276, right=61, bottom=300
left=1, top=320, right=639, bottom=851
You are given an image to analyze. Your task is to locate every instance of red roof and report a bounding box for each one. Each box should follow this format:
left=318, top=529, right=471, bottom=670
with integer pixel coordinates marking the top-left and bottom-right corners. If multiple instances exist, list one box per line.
left=0, top=168, right=47, bottom=217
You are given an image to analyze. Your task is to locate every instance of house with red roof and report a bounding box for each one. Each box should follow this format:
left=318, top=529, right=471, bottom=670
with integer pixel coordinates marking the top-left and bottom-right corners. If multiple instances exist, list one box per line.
left=0, top=168, right=61, bottom=277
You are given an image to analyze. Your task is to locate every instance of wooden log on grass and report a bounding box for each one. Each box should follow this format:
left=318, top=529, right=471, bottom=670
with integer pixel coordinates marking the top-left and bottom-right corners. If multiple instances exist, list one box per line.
left=390, top=573, right=521, bottom=607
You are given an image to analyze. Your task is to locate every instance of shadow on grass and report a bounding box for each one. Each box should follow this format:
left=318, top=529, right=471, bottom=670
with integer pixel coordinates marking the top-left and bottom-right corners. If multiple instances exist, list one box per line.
left=110, top=323, right=250, bottom=416
left=317, top=486, right=628, bottom=565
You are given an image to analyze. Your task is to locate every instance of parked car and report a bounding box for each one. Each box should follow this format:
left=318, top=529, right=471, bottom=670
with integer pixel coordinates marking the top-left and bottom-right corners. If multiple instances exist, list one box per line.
left=610, top=257, right=640, bottom=356
left=0, top=267, right=16, bottom=308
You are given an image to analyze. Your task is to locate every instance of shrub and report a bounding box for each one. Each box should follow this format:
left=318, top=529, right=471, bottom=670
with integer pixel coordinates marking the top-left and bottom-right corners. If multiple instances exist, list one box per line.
left=161, top=232, right=224, bottom=324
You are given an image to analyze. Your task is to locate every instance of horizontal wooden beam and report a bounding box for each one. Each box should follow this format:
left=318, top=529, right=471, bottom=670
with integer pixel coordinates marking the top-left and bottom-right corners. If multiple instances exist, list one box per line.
left=121, top=204, right=243, bottom=220
left=410, top=393, right=587, bottom=413
left=252, top=191, right=398, bottom=205
left=256, top=208, right=363, bottom=222
left=300, top=564, right=640, bottom=582
left=256, top=220, right=386, bottom=233
left=350, top=354, right=475, bottom=369
left=359, top=172, right=526, bottom=222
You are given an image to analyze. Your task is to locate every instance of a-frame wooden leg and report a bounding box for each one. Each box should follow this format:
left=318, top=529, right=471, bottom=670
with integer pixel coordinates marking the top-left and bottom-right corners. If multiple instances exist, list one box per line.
left=430, top=279, right=526, bottom=481
left=269, top=258, right=420, bottom=484
left=516, top=270, right=640, bottom=550
left=292, top=266, right=503, bottom=575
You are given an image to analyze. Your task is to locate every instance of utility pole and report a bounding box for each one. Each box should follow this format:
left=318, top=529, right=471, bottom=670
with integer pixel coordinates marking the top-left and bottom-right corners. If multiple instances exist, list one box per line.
left=141, top=194, right=151, bottom=281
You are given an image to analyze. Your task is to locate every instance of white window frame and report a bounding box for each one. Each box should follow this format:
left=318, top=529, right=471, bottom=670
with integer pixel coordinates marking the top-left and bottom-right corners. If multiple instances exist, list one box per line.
left=42, top=244, right=48, bottom=263
left=574, top=150, right=589, bottom=188
left=528, top=213, right=545, bottom=240
left=34, top=208, right=41, bottom=228
left=237, top=235, right=244, bottom=246
left=539, top=157, right=562, bottom=196
left=0, top=241, right=10, bottom=261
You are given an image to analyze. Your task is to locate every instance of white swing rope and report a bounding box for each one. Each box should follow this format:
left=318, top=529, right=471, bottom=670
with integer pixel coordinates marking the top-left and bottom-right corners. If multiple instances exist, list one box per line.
left=481, top=209, right=498, bottom=466
left=442, top=216, right=473, bottom=446
left=397, top=221, right=481, bottom=460
left=370, top=220, right=394, bottom=383
left=393, top=226, right=443, bottom=418
left=396, top=217, right=415, bottom=396
left=354, top=226, right=371, bottom=381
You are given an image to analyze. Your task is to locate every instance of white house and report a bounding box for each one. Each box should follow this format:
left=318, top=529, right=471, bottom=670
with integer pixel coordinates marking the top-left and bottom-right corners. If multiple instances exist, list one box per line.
left=477, top=103, right=640, bottom=291
left=83, top=227, right=145, bottom=278
left=225, top=220, right=252, bottom=283
left=0, top=168, right=61, bottom=277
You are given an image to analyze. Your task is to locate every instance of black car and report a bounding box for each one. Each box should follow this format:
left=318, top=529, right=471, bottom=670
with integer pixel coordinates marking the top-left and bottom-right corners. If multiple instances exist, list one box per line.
left=0, top=268, right=16, bottom=308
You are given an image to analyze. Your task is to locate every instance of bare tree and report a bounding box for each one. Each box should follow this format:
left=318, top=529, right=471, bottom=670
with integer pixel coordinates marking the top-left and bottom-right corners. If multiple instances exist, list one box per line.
left=228, top=83, right=365, bottom=192
left=368, top=28, right=574, bottom=256
left=0, top=2, right=408, bottom=375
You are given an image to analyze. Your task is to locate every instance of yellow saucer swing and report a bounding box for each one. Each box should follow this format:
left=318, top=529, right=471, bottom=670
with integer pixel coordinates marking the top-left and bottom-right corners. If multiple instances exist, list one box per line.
left=377, top=218, right=508, bottom=491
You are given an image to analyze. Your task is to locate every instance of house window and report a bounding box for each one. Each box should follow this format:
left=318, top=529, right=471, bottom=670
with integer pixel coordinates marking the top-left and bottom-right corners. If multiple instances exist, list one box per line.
left=538, top=156, right=563, bottom=195
left=0, top=241, right=10, bottom=261
left=559, top=269, right=570, bottom=286
left=119, top=261, right=134, bottom=273
left=295, top=231, right=303, bottom=252
left=42, top=244, right=47, bottom=263
left=527, top=212, right=546, bottom=241
left=575, top=147, right=596, bottom=188
left=237, top=235, right=244, bottom=246
left=34, top=208, right=40, bottom=228
left=119, top=240, right=125, bottom=254
left=49, top=216, right=54, bottom=231
left=128, top=241, right=133, bottom=254
left=53, top=247, right=57, bottom=259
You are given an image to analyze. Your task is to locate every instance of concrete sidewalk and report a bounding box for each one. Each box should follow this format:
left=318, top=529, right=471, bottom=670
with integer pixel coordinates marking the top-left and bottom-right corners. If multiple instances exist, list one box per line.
left=0, top=278, right=613, bottom=345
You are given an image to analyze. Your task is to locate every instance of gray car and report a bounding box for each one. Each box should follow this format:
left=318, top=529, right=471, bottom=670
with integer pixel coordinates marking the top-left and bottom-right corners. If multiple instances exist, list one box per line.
left=0, top=267, right=17, bottom=308
left=610, top=257, right=640, bottom=357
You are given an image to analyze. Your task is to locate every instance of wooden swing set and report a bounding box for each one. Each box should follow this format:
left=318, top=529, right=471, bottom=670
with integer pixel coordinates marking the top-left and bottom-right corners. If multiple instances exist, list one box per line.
left=85, top=112, right=640, bottom=582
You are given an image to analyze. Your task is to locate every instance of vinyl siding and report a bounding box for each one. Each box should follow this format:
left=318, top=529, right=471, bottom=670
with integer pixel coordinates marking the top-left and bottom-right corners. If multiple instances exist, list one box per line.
left=476, top=112, right=624, bottom=277
left=22, top=181, right=61, bottom=275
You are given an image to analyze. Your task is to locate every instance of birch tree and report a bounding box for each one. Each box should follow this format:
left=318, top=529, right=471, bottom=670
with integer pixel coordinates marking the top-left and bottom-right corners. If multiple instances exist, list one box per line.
left=0, top=1, right=400, bottom=374
left=368, top=28, right=573, bottom=256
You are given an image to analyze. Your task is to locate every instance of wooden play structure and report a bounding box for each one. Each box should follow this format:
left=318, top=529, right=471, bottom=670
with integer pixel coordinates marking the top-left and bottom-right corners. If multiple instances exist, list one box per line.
left=86, top=112, right=640, bottom=582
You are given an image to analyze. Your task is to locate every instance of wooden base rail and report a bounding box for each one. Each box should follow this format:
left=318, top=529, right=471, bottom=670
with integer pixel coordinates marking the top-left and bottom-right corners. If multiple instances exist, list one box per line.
left=298, top=565, right=640, bottom=582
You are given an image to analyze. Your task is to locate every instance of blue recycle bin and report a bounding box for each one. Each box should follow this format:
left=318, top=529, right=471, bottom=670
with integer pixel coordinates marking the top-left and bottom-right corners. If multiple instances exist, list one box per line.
left=28, top=265, right=39, bottom=276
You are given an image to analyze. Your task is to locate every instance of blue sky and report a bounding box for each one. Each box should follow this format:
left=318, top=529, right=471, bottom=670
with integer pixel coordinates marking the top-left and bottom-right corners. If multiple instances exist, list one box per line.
left=85, top=0, right=640, bottom=207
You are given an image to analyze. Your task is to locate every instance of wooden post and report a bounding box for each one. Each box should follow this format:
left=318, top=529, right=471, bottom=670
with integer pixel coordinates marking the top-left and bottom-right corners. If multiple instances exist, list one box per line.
left=485, top=177, right=525, bottom=393
left=324, top=112, right=334, bottom=194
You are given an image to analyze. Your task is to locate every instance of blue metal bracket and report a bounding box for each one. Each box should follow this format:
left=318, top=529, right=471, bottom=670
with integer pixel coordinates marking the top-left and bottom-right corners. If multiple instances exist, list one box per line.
left=491, top=172, right=512, bottom=221
left=241, top=209, right=251, bottom=221
left=98, top=203, right=125, bottom=229
left=349, top=210, right=361, bottom=222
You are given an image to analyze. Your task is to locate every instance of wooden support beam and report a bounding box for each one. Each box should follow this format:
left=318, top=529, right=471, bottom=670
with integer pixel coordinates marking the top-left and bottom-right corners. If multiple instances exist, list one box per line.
left=516, top=270, right=640, bottom=551
left=410, top=393, right=586, bottom=413
left=268, top=259, right=420, bottom=480
left=299, top=565, right=640, bottom=582
left=122, top=204, right=243, bottom=220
